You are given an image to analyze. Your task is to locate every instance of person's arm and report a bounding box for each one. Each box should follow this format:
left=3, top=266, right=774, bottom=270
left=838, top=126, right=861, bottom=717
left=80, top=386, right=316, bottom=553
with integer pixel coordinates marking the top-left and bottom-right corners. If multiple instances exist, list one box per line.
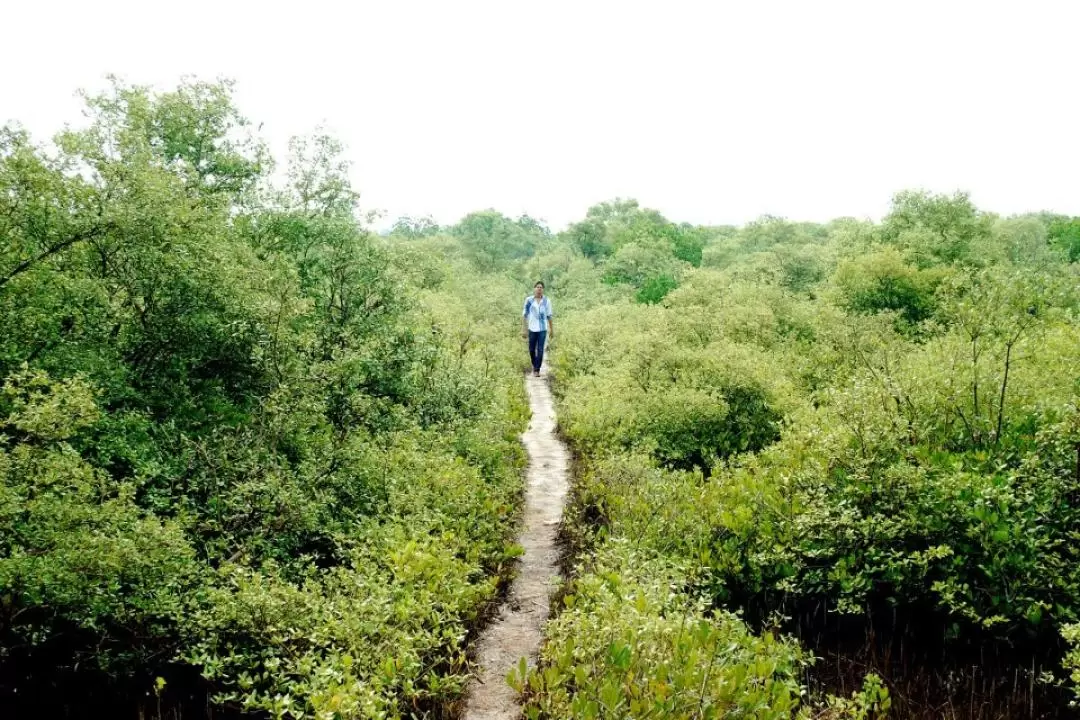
left=522, top=300, right=529, bottom=337
left=546, top=299, right=554, bottom=339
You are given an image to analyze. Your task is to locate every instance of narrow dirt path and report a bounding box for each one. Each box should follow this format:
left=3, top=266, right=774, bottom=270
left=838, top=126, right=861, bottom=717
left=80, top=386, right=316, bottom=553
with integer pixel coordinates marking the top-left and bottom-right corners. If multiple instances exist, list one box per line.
left=462, top=372, right=569, bottom=720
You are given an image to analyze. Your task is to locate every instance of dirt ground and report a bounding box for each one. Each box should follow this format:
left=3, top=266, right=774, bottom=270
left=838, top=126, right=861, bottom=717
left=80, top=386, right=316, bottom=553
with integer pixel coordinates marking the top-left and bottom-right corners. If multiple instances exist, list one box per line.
left=461, top=372, right=569, bottom=720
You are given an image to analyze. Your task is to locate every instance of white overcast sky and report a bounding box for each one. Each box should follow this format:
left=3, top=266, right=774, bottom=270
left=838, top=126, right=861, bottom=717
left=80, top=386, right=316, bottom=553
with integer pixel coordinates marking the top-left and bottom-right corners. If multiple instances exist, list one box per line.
left=2, top=0, right=1078, bottom=230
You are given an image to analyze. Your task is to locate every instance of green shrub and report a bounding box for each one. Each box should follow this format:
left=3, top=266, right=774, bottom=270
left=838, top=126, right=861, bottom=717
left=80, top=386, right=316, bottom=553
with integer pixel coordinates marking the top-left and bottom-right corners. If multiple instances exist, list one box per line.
left=1064, top=623, right=1080, bottom=703
left=0, top=370, right=203, bottom=669
left=635, top=274, right=677, bottom=304
left=833, top=247, right=942, bottom=327
left=641, top=384, right=780, bottom=473
left=520, top=543, right=886, bottom=720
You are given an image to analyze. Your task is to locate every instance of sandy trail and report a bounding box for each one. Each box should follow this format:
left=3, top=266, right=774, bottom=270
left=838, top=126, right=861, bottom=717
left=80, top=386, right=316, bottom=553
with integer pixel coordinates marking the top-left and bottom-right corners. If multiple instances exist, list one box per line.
left=461, top=372, right=569, bottom=720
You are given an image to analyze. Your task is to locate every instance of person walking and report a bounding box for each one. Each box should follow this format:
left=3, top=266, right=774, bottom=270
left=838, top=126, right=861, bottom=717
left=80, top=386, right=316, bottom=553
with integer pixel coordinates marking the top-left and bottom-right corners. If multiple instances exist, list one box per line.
left=522, top=281, right=553, bottom=377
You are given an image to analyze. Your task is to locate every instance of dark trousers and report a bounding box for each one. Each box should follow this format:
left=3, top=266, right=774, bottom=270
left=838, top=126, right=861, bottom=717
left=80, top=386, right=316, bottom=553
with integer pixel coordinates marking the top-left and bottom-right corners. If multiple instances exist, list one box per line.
left=528, top=330, right=547, bottom=372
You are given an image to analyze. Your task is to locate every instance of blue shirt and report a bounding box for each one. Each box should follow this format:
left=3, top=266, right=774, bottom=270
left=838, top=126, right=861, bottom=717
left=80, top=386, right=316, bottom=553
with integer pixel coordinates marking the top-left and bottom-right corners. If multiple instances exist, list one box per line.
left=523, top=295, right=553, bottom=332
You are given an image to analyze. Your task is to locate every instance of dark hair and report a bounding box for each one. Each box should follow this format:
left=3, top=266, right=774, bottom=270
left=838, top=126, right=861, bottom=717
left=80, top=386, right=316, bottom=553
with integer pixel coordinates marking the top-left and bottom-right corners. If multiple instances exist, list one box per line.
left=534, top=281, right=544, bottom=288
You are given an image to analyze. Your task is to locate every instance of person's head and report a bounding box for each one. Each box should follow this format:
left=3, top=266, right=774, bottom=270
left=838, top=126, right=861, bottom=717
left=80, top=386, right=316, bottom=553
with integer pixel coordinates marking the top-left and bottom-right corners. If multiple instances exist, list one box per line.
left=533, top=281, right=544, bottom=298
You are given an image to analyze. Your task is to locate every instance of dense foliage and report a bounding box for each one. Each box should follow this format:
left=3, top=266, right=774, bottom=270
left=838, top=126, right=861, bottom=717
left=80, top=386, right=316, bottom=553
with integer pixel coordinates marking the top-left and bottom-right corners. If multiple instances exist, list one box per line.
left=0, top=81, right=529, bottom=718
left=526, top=193, right=1080, bottom=717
